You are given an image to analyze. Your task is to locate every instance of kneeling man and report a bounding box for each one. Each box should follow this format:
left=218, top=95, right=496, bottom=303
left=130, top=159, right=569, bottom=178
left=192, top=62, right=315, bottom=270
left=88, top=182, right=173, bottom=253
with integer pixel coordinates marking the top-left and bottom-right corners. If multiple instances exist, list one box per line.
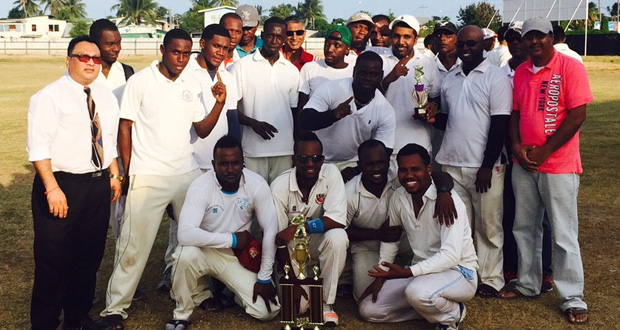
left=359, top=144, right=478, bottom=330
left=167, top=136, right=280, bottom=330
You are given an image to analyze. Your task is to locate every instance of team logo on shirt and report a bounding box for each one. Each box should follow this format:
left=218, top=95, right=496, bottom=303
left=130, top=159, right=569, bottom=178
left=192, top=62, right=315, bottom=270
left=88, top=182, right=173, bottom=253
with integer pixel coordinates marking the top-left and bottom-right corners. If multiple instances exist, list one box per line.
left=249, top=246, right=259, bottom=258
left=316, top=193, right=326, bottom=204
left=182, top=90, right=194, bottom=102
left=237, top=197, right=252, bottom=212
left=206, top=204, right=224, bottom=214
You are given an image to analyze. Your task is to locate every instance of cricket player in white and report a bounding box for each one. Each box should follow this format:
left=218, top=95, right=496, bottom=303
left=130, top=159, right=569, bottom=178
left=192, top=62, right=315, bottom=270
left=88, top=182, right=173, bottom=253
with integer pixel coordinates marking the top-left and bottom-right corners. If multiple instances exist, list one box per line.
left=166, top=136, right=280, bottom=330
left=358, top=144, right=478, bottom=330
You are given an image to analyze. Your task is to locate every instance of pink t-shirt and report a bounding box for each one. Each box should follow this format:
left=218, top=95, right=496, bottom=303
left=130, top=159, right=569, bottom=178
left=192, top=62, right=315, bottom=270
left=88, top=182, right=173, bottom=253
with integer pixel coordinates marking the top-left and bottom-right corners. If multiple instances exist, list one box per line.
left=512, top=51, right=593, bottom=174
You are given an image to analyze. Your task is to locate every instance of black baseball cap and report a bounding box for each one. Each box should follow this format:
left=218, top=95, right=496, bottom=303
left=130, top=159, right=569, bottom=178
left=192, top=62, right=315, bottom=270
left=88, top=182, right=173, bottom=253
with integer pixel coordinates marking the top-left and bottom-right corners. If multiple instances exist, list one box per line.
left=434, top=21, right=458, bottom=34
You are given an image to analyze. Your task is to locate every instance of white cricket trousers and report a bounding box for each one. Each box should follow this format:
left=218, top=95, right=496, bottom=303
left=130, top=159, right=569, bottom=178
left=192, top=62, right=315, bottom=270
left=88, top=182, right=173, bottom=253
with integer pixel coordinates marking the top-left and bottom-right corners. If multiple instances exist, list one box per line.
left=170, top=246, right=279, bottom=321
left=244, top=156, right=292, bottom=184
left=101, top=170, right=201, bottom=318
left=358, top=268, right=477, bottom=324
left=442, top=165, right=505, bottom=291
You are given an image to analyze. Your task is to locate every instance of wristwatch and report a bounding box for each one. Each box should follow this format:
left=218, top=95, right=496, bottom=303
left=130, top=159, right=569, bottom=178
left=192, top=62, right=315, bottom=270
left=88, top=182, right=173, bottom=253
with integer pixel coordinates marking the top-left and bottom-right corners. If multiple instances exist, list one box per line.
left=110, top=173, right=124, bottom=183
left=437, top=185, right=451, bottom=194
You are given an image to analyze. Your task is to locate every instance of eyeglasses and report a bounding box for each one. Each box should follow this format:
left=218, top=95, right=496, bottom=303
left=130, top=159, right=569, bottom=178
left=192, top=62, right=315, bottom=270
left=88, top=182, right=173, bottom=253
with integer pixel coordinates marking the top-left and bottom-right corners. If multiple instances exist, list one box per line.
left=70, top=54, right=102, bottom=64
left=295, top=154, right=324, bottom=164
left=287, top=30, right=305, bottom=37
left=455, top=40, right=479, bottom=48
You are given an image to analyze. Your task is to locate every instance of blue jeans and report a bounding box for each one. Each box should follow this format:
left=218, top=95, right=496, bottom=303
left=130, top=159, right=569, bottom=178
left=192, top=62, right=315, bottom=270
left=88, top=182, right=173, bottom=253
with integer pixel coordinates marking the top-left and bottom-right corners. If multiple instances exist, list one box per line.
left=511, top=165, right=587, bottom=311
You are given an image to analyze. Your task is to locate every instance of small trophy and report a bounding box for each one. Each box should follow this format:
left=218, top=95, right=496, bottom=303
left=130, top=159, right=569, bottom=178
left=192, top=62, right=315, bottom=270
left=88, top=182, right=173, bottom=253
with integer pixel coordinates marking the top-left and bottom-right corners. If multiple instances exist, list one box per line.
left=412, top=65, right=430, bottom=121
left=280, top=207, right=323, bottom=330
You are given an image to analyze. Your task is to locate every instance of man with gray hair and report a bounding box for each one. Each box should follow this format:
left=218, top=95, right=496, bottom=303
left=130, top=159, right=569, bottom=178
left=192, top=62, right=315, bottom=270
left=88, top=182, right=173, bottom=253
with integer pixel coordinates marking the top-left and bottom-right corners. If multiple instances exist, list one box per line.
left=282, top=15, right=316, bottom=70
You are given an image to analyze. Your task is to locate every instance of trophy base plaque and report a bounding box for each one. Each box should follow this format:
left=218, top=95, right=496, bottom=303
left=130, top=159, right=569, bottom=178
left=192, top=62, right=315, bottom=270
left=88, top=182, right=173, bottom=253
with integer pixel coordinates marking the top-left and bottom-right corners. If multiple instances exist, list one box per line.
left=280, top=276, right=323, bottom=330
left=413, top=107, right=428, bottom=121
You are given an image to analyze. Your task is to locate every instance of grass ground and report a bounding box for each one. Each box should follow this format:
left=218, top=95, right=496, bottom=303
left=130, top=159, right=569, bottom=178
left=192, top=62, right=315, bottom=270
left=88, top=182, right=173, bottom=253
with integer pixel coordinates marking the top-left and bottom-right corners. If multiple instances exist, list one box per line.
left=0, top=55, right=619, bottom=330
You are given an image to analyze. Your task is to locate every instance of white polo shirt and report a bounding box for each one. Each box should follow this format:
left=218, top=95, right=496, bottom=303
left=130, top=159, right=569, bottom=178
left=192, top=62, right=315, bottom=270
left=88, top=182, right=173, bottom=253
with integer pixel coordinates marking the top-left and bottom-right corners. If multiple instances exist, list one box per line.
left=95, top=61, right=128, bottom=103
left=500, top=63, right=516, bottom=87
left=270, top=164, right=347, bottom=231
left=436, top=56, right=461, bottom=80
left=178, top=168, right=278, bottom=282
left=554, top=43, right=583, bottom=63
left=120, top=60, right=204, bottom=176
left=28, top=74, right=119, bottom=173
left=487, top=45, right=512, bottom=67
left=187, top=55, right=239, bottom=169
left=380, top=183, right=478, bottom=275
left=229, top=51, right=299, bottom=158
left=436, top=59, right=512, bottom=168
left=298, top=60, right=354, bottom=97
left=381, top=49, right=441, bottom=154
left=303, top=78, right=396, bottom=162
left=346, top=170, right=400, bottom=254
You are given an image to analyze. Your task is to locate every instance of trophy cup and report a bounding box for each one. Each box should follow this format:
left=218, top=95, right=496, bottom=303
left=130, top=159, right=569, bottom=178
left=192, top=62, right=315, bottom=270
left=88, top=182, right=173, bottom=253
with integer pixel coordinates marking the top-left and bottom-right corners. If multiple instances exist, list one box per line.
left=280, top=208, right=324, bottom=330
left=412, top=65, right=430, bottom=121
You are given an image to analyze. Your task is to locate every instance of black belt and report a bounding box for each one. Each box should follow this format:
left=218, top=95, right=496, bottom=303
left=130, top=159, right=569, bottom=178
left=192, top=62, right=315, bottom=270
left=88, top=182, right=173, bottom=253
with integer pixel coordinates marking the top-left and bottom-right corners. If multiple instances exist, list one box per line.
left=54, top=168, right=109, bottom=181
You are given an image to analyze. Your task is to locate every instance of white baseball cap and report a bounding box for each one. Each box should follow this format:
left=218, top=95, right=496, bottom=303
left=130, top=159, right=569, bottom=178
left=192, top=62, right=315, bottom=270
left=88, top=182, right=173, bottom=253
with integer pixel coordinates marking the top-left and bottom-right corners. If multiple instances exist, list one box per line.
left=389, top=15, right=420, bottom=35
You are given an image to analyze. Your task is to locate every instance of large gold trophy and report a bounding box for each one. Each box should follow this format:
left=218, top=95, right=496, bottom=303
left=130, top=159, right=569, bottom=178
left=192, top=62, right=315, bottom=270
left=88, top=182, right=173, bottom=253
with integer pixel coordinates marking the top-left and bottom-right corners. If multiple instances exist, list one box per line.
left=280, top=208, right=323, bottom=330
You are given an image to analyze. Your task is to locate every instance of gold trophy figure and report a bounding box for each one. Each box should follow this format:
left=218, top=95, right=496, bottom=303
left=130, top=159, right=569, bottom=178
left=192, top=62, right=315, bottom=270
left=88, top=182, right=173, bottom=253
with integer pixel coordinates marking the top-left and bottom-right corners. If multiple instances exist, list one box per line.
left=412, top=65, right=430, bottom=120
left=280, top=207, right=324, bottom=330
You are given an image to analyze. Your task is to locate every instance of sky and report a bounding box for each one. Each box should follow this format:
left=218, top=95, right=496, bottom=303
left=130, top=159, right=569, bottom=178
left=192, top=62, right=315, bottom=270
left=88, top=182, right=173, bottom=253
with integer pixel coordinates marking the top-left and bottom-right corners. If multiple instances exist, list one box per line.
left=2, top=0, right=618, bottom=22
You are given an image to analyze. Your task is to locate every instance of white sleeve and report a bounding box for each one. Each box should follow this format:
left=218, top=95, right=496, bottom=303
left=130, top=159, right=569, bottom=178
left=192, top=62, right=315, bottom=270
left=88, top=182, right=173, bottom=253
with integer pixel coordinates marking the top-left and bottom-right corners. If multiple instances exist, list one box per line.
left=298, top=64, right=311, bottom=94
left=345, top=179, right=359, bottom=227
left=378, top=194, right=402, bottom=270
left=252, top=180, right=278, bottom=281
left=303, top=82, right=333, bottom=112
left=427, top=62, right=442, bottom=98
left=289, top=69, right=300, bottom=108
left=440, top=77, right=450, bottom=115
left=228, top=61, right=243, bottom=100
left=270, top=177, right=292, bottom=232
left=27, top=89, right=61, bottom=162
left=178, top=177, right=234, bottom=248
left=224, top=73, right=240, bottom=109
left=489, top=71, right=513, bottom=116
left=321, top=166, right=347, bottom=226
left=118, top=74, right=144, bottom=122
left=409, top=200, right=467, bottom=276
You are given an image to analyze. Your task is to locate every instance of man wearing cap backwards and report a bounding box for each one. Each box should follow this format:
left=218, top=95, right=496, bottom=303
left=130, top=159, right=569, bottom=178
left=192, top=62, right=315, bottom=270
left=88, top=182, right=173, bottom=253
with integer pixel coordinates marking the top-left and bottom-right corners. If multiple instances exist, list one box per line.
left=282, top=15, right=317, bottom=70
left=434, top=25, right=512, bottom=299
left=378, top=15, right=441, bottom=168
left=229, top=17, right=299, bottom=184
left=235, top=4, right=263, bottom=58
left=299, top=51, right=396, bottom=183
left=499, top=17, right=591, bottom=325
left=298, top=26, right=353, bottom=111
left=165, top=135, right=280, bottom=330
left=358, top=143, right=478, bottom=330
left=345, top=12, right=375, bottom=63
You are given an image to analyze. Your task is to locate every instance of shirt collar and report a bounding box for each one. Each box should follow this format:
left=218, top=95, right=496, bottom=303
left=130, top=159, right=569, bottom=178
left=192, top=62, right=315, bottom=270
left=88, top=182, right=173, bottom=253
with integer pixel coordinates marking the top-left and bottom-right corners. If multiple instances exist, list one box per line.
left=288, top=165, right=327, bottom=193
left=211, top=168, right=247, bottom=191
left=252, top=48, right=288, bottom=66
left=455, top=57, right=491, bottom=76
left=525, top=49, right=559, bottom=73
left=150, top=60, right=189, bottom=84
left=64, top=71, right=92, bottom=89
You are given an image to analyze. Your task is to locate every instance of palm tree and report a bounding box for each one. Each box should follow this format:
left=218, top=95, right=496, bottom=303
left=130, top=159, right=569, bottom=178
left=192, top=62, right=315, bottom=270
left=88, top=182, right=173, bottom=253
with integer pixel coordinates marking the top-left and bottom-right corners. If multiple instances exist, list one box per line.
left=220, top=0, right=238, bottom=6
left=113, top=0, right=160, bottom=26
left=12, top=0, right=40, bottom=18
left=296, top=0, right=325, bottom=29
left=191, top=0, right=238, bottom=9
left=41, top=0, right=65, bottom=16
left=61, top=0, right=86, bottom=20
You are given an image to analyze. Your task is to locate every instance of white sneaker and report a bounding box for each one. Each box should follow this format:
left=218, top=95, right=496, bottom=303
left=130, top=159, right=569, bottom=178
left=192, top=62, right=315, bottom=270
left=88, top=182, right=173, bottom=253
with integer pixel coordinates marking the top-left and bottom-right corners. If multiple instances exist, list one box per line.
left=322, top=304, right=339, bottom=326
left=435, top=303, right=466, bottom=330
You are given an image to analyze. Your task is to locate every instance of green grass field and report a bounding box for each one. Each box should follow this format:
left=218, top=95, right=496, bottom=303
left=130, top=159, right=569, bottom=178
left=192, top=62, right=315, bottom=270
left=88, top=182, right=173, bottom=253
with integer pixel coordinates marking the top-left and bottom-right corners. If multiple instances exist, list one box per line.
left=0, top=55, right=619, bottom=330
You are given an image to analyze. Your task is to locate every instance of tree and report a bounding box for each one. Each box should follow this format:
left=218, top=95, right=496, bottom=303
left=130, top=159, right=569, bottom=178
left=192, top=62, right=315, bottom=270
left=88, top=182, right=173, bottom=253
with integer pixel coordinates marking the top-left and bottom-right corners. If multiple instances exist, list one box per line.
left=608, top=3, right=619, bottom=19
left=57, top=0, right=86, bottom=21
left=269, top=3, right=296, bottom=19
left=192, top=0, right=238, bottom=9
left=113, top=0, right=160, bottom=26
left=8, top=7, right=23, bottom=18
left=70, top=19, right=90, bottom=37
left=156, top=6, right=170, bottom=20
left=40, top=0, right=65, bottom=16
left=12, top=0, right=40, bottom=18
left=457, top=1, right=501, bottom=30
left=177, top=10, right=203, bottom=34
left=297, top=0, right=325, bottom=29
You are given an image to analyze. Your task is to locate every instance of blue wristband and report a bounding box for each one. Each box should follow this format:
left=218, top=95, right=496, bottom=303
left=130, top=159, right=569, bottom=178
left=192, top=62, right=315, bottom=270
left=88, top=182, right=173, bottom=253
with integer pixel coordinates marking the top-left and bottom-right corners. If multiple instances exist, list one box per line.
left=257, top=278, right=271, bottom=284
left=307, top=218, right=324, bottom=234
left=231, top=233, right=238, bottom=249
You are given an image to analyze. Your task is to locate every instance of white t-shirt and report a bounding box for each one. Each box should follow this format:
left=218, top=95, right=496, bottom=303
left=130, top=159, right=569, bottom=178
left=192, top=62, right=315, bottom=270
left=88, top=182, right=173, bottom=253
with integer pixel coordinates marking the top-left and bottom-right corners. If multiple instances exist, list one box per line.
left=436, top=59, right=512, bottom=168
left=178, top=169, right=278, bottom=282
left=298, top=60, right=354, bottom=97
left=381, top=50, right=441, bottom=153
left=344, top=49, right=359, bottom=65
left=187, top=55, right=239, bottom=169
left=28, top=74, right=120, bottom=173
left=346, top=170, right=400, bottom=253
left=487, top=45, right=512, bottom=67
left=270, top=164, right=347, bottom=230
left=554, top=43, right=584, bottom=63
left=229, top=51, right=299, bottom=157
left=303, top=78, right=396, bottom=162
left=120, top=60, right=204, bottom=176
left=95, top=61, right=128, bottom=103
left=380, top=183, right=478, bottom=275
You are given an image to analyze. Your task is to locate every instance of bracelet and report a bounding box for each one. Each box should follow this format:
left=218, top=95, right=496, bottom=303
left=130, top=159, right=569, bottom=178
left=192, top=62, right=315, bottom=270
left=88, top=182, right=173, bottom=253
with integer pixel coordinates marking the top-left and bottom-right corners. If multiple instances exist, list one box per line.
left=44, top=186, right=59, bottom=195
left=307, top=218, right=324, bottom=234
left=257, top=278, right=271, bottom=284
left=110, top=173, right=124, bottom=183
left=231, top=233, right=238, bottom=249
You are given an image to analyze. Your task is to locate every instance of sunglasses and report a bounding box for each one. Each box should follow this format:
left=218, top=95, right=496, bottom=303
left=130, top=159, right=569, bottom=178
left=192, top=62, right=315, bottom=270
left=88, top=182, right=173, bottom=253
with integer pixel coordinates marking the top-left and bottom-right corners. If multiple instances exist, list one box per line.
left=70, top=54, right=102, bottom=64
left=455, top=40, right=479, bottom=48
left=287, top=30, right=305, bottom=37
left=295, top=154, right=324, bottom=164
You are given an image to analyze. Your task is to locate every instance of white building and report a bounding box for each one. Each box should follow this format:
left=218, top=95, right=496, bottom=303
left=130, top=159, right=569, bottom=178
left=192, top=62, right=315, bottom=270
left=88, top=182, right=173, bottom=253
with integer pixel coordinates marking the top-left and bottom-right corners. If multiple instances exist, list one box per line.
left=110, top=17, right=175, bottom=38
left=0, top=16, right=68, bottom=39
left=199, top=6, right=236, bottom=28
